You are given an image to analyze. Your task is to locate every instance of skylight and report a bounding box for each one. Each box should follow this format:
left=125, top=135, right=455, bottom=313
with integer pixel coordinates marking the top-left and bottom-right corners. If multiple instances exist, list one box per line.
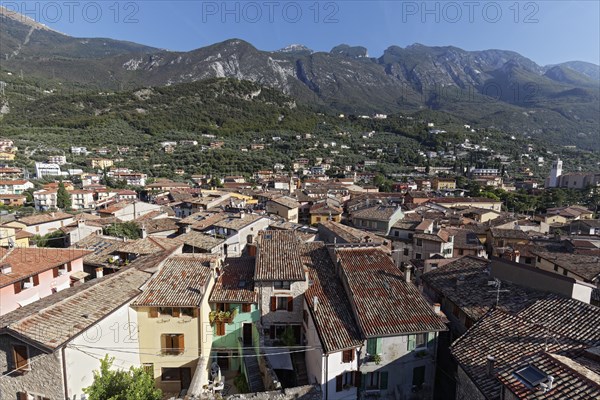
left=514, top=365, right=547, bottom=387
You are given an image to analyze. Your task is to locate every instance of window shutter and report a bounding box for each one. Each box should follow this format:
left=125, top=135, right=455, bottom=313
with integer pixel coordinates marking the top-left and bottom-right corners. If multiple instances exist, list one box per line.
left=427, top=332, right=434, bottom=348
left=270, top=297, right=276, bottom=311
left=367, top=339, right=376, bottom=355
left=342, top=350, right=349, bottom=363
left=216, top=322, right=225, bottom=336
left=336, top=375, right=343, bottom=392
left=149, top=308, right=158, bottom=318
left=53, top=267, right=59, bottom=278
left=354, top=371, right=362, bottom=388
left=376, top=338, right=382, bottom=355
left=350, top=349, right=355, bottom=362
left=67, top=263, right=72, bottom=272
left=17, top=392, right=28, bottom=400
left=287, top=296, right=294, bottom=312
left=172, top=308, right=181, bottom=318
left=14, top=281, right=21, bottom=294
left=270, top=325, right=275, bottom=339
left=33, top=274, right=40, bottom=286
left=361, top=373, right=367, bottom=389
left=380, top=371, right=388, bottom=390
left=242, top=303, right=251, bottom=312
left=13, top=345, right=28, bottom=370
left=408, top=335, right=416, bottom=351
left=161, top=334, right=167, bottom=353
left=177, top=335, right=184, bottom=354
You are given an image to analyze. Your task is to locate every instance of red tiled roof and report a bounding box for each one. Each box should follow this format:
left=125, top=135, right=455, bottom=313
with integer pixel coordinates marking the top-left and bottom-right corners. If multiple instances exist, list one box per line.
left=304, top=242, right=363, bottom=353
left=0, top=248, right=91, bottom=288
left=209, top=257, right=257, bottom=304
left=14, top=212, right=73, bottom=225
left=132, top=255, right=216, bottom=307
left=335, top=247, right=446, bottom=337
left=255, top=231, right=305, bottom=281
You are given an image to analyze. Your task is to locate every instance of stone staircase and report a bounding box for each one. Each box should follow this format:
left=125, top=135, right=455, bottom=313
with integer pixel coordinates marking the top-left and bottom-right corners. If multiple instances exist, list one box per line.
left=291, top=352, right=309, bottom=386
left=243, top=347, right=266, bottom=393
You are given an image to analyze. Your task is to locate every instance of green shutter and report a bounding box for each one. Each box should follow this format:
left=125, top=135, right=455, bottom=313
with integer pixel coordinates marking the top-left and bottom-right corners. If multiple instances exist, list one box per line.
left=376, top=338, right=382, bottom=355
left=407, top=335, right=416, bottom=351
left=380, top=371, right=388, bottom=390
left=427, top=332, right=435, bottom=348
left=367, top=338, right=376, bottom=355
left=361, top=373, right=367, bottom=390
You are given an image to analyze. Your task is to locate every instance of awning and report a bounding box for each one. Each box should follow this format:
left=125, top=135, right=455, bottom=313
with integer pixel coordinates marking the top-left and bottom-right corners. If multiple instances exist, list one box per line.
left=265, top=348, right=293, bottom=370
left=17, top=293, right=40, bottom=307
left=70, top=271, right=89, bottom=281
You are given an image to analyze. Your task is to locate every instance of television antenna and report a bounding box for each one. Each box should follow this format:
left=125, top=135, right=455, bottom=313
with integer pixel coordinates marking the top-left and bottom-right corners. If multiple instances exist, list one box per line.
left=487, top=278, right=509, bottom=307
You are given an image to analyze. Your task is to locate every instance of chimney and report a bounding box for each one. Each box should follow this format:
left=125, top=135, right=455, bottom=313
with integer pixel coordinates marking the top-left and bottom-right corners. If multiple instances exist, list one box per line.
left=433, top=303, right=441, bottom=314
left=95, top=267, right=104, bottom=279
left=547, top=375, right=554, bottom=390
left=140, top=225, right=147, bottom=239
left=77, top=218, right=85, bottom=228
left=486, top=355, right=495, bottom=377
left=0, top=263, right=12, bottom=274
left=313, top=296, right=319, bottom=312
left=513, top=250, right=520, bottom=263
left=404, top=264, right=412, bottom=283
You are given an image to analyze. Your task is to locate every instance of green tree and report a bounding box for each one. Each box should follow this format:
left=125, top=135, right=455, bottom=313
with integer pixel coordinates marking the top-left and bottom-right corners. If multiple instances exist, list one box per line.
left=32, top=230, right=66, bottom=248
left=56, top=181, right=71, bottom=210
left=84, top=355, right=162, bottom=400
left=103, top=222, right=141, bottom=240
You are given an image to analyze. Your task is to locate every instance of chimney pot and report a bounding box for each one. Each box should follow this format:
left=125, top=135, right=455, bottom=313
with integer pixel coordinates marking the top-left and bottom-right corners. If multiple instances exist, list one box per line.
left=486, top=355, right=495, bottom=376
left=95, top=267, right=104, bottom=279
left=433, top=303, right=441, bottom=314
left=404, top=264, right=412, bottom=283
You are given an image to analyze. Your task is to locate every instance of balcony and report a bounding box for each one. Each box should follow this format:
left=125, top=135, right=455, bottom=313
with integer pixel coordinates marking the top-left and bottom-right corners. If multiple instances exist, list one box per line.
left=209, top=308, right=237, bottom=326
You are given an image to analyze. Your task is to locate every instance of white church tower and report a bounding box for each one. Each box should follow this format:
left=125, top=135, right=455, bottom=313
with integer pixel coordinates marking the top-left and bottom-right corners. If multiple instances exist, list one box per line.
left=546, top=158, right=562, bottom=188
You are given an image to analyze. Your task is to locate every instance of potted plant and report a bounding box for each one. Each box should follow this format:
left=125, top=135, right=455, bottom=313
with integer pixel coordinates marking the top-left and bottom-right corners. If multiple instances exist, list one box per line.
left=370, top=354, right=381, bottom=365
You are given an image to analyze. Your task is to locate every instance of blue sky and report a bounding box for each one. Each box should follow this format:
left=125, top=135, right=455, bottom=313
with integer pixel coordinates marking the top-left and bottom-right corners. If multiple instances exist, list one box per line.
left=6, top=1, right=600, bottom=65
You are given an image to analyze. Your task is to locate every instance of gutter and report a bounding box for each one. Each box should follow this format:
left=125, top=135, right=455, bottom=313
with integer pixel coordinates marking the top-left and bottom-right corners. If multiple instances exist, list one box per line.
left=61, top=346, right=69, bottom=400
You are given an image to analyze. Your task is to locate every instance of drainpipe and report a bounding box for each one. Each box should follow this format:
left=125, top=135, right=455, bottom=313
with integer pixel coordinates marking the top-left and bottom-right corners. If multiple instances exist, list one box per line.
left=61, top=347, right=69, bottom=400
left=325, top=353, right=329, bottom=400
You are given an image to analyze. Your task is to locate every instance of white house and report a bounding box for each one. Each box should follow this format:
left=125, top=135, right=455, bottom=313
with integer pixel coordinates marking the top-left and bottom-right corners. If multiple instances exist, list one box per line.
left=0, top=180, right=34, bottom=195
left=35, top=162, right=62, bottom=178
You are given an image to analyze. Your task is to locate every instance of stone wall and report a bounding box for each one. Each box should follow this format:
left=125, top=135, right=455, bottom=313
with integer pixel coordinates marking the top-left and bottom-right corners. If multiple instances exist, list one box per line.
left=455, top=366, right=486, bottom=400
left=0, top=335, right=65, bottom=400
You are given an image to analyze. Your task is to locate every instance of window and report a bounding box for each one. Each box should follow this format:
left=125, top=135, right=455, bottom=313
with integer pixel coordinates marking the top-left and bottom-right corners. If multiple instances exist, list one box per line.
left=142, top=363, right=154, bottom=376
left=563, top=269, right=568, bottom=276
left=366, top=372, right=380, bottom=390
left=408, top=333, right=428, bottom=351
left=537, top=256, right=542, bottom=263
left=161, top=368, right=181, bottom=381
left=242, top=303, right=252, bottom=313
left=12, top=345, right=29, bottom=372
left=458, top=249, right=464, bottom=255
left=216, top=303, right=230, bottom=312
left=342, top=349, right=354, bottom=363
left=403, top=248, right=409, bottom=256
left=554, top=265, right=559, bottom=272
left=159, top=307, right=173, bottom=316
left=394, top=231, right=399, bottom=237
left=415, top=253, right=422, bottom=260
left=303, top=309, right=308, bottom=324
left=273, top=281, right=291, bottom=290
left=412, top=366, right=426, bottom=390
left=271, top=296, right=293, bottom=311
left=336, top=372, right=356, bottom=391
left=366, top=338, right=382, bottom=355
left=161, top=334, right=184, bottom=355
left=416, top=239, right=423, bottom=246
left=181, top=307, right=195, bottom=317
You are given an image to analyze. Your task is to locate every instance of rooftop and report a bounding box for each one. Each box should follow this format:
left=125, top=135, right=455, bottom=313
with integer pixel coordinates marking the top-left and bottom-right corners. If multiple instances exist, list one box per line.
left=72, top=235, right=126, bottom=267
left=303, top=242, right=363, bottom=353
left=209, top=257, right=257, bottom=304
left=269, top=196, right=301, bottom=209
left=132, top=255, right=217, bottom=307
left=421, top=256, right=547, bottom=321
left=212, top=213, right=264, bottom=231
left=0, top=248, right=91, bottom=288
left=335, top=246, right=446, bottom=337
left=318, top=220, right=384, bottom=245
left=13, top=212, right=73, bottom=225
left=255, top=231, right=305, bottom=281
left=532, top=251, right=600, bottom=281
left=0, top=266, right=151, bottom=350
left=352, top=205, right=402, bottom=222
left=119, top=237, right=182, bottom=255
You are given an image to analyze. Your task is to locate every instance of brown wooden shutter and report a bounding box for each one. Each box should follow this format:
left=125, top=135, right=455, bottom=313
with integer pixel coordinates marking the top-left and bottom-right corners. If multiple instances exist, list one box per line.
left=149, top=308, right=158, bottom=318
left=161, top=334, right=167, bottom=354
left=32, top=275, right=40, bottom=286
left=67, top=263, right=72, bottom=272
left=242, top=303, right=251, bottom=312
left=53, top=267, right=59, bottom=278
left=336, top=375, right=343, bottom=392
left=287, top=296, right=293, bottom=312
left=14, top=281, right=21, bottom=294
left=13, top=345, right=28, bottom=370
left=354, top=372, right=362, bottom=388
left=177, top=335, right=185, bottom=354
left=342, top=349, right=354, bottom=363
left=17, top=392, right=28, bottom=400
left=216, top=322, right=225, bottom=336
left=172, top=308, right=181, bottom=318
left=270, top=297, right=277, bottom=311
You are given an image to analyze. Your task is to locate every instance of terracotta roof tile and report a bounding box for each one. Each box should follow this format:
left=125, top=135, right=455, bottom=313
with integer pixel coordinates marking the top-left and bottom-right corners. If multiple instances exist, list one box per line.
left=335, top=247, right=446, bottom=337
left=255, top=231, right=305, bottom=281
left=209, top=257, right=257, bottom=303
